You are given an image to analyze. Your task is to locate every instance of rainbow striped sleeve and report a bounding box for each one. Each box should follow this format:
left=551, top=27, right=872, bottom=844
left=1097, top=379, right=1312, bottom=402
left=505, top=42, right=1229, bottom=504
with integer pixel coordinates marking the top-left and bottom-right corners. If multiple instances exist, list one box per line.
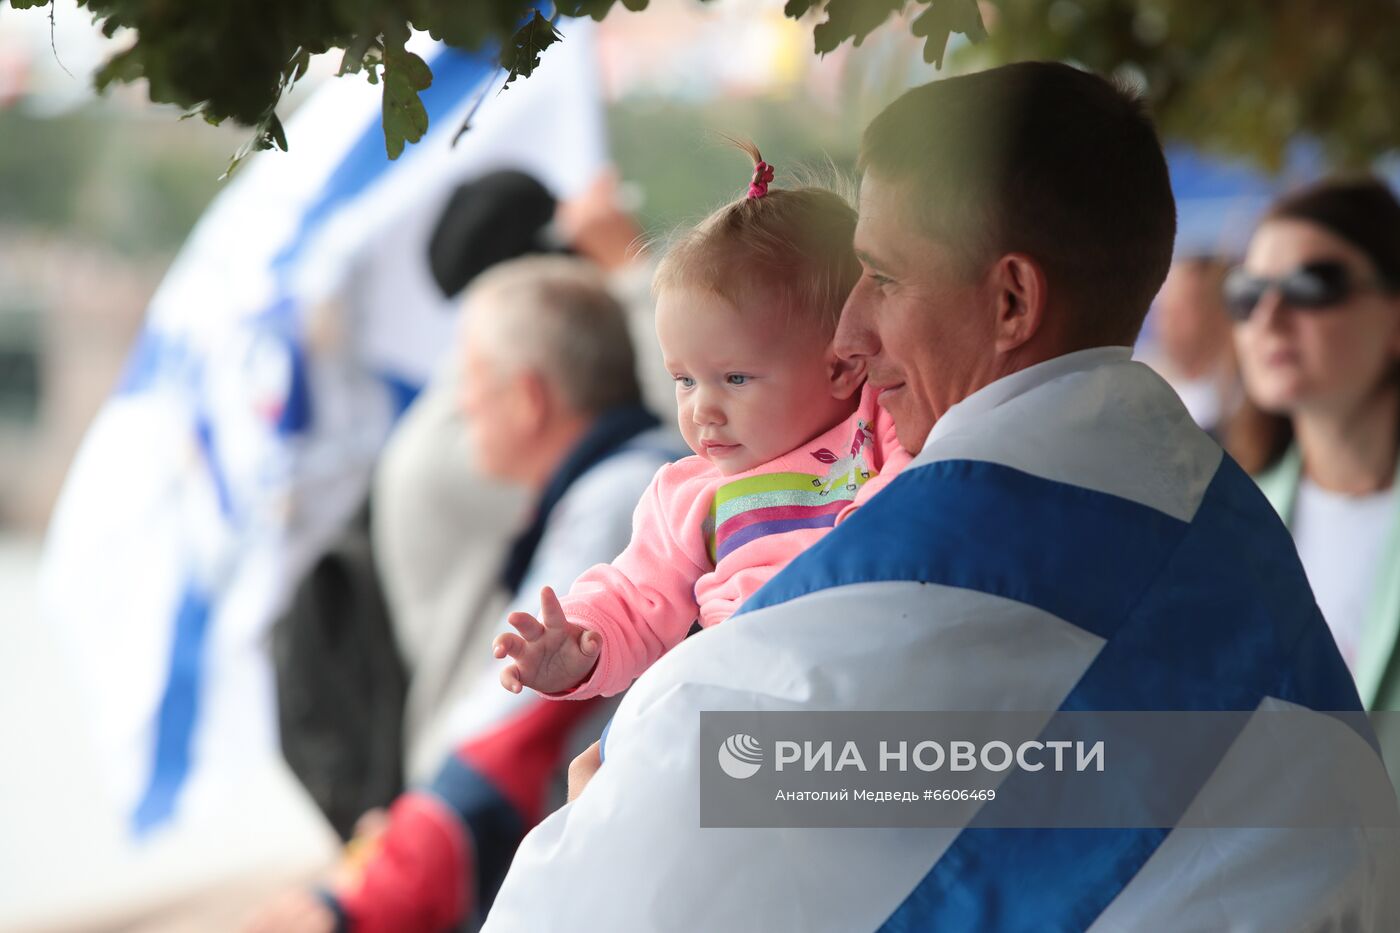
left=707, top=470, right=868, bottom=563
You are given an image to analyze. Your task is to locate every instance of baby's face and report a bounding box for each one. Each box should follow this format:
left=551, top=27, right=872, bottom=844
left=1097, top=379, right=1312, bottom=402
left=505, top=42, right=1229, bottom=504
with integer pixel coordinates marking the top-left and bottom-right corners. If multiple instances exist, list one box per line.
left=655, top=286, right=850, bottom=475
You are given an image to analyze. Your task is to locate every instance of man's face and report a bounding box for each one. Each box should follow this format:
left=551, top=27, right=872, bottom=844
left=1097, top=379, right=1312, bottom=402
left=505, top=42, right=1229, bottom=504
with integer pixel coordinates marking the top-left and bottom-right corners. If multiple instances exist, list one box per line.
left=457, top=333, right=533, bottom=482
left=835, top=172, right=998, bottom=454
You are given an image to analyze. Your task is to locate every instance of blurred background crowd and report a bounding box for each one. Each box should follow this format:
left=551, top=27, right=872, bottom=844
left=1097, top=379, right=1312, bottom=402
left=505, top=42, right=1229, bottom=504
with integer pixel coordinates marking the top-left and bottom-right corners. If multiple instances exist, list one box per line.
left=1, top=0, right=1398, bottom=930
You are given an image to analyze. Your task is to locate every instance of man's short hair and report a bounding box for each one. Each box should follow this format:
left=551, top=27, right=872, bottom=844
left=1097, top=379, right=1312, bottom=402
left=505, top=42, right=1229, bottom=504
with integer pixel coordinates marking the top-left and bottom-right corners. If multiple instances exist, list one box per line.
left=465, top=255, right=642, bottom=415
left=860, top=62, right=1177, bottom=345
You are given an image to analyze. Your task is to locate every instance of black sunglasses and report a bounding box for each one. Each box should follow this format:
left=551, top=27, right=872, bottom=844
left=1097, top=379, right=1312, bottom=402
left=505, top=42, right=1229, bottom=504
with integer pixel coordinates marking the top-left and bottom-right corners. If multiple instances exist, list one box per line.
left=1222, top=261, right=1365, bottom=321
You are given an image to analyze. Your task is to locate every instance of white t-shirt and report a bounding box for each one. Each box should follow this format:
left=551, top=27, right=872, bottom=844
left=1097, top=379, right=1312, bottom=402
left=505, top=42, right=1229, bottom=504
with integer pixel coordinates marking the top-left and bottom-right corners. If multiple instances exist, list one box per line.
left=1292, top=478, right=1396, bottom=674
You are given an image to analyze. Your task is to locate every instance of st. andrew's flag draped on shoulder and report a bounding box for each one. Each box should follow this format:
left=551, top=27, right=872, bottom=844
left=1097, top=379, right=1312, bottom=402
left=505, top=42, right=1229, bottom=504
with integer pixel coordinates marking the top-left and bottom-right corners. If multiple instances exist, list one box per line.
left=484, top=348, right=1400, bottom=932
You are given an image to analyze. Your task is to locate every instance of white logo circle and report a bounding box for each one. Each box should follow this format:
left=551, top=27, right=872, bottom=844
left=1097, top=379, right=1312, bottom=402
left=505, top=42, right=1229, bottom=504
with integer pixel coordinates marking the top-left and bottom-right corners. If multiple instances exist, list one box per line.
left=718, top=733, right=763, bottom=779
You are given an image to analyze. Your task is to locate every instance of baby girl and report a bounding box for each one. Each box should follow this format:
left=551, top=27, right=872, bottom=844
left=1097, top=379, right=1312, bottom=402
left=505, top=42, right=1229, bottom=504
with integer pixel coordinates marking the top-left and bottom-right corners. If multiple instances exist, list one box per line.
left=494, top=145, right=908, bottom=698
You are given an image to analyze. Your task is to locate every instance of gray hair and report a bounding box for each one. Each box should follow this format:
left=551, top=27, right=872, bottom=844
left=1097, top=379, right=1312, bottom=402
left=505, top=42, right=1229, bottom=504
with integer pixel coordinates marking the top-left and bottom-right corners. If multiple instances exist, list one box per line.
left=463, top=255, right=642, bottom=415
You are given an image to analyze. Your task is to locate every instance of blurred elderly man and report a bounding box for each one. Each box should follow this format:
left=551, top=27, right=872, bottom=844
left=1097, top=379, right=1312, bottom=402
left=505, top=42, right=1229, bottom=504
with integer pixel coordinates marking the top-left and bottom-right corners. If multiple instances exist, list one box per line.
left=249, top=255, right=676, bottom=933
left=485, top=63, right=1398, bottom=932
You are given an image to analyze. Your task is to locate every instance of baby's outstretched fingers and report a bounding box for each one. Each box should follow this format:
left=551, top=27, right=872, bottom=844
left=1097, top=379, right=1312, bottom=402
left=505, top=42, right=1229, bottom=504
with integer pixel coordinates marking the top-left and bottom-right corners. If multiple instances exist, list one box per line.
left=506, top=610, right=545, bottom=640
left=493, top=632, right=525, bottom=659
left=539, top=586, right=569, bottom=628
left=493, top=586, right=594, bottom=695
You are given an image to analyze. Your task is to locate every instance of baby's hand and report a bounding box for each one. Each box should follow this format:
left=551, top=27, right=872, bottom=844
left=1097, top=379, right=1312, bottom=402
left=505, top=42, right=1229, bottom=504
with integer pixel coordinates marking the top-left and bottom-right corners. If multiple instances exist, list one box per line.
left=493, top=586, right=601, bottom=694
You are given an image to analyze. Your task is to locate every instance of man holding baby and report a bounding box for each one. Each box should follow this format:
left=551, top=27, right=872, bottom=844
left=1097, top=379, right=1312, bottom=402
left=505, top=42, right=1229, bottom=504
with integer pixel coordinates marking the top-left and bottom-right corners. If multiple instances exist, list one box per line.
left=484, top=62, right=1399, bottom=931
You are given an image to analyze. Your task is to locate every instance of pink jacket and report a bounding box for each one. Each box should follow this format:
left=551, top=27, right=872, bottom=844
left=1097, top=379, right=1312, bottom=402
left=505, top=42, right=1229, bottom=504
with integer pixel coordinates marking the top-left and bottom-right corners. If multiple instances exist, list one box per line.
left=557, top=385, right=908, bottom=698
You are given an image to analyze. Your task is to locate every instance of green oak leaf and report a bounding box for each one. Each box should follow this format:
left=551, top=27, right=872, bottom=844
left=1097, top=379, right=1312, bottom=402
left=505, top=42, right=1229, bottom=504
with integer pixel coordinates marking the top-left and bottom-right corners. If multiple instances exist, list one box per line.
left=286, top=47, right=313, bottom=84
left=93, top=46, right=144, bottom=91
left=220, top=111, right=287, bottom=178
left=501, top=10, right=562, bottom=90
left=266, top=112, right=288, bottom=151
left=378, top=17, right=432, bottom=158
left=910, top=0, right=986, bottom=68
left=392, top=48, right=432, bottom=90
left=812, top=0, right=907, bottom=55
left=8, top=0, right=1397, bottom=176
left=420, top=1, right=504, bottom=49
left=382, top=67, right=430, bottom=158
left=339, top=35, right=377, bottom=76
left=553, top=0, right=622, bottom=20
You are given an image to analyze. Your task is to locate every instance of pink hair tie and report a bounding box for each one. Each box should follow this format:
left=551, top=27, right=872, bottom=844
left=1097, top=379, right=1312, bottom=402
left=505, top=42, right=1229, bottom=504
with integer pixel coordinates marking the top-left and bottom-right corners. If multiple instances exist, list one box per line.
left=747, top=160, right=775, bottom=199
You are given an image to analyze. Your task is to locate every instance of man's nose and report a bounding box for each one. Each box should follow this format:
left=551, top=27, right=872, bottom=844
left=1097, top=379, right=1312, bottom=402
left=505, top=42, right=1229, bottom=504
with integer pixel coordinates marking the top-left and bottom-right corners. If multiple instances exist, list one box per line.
left=834, top=285, right=878, bottom=360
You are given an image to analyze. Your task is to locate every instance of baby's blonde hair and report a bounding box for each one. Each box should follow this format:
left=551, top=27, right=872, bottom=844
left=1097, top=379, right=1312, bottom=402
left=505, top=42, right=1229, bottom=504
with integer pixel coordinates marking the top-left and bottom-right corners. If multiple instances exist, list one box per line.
left=653, top=141, right=860, bottom=338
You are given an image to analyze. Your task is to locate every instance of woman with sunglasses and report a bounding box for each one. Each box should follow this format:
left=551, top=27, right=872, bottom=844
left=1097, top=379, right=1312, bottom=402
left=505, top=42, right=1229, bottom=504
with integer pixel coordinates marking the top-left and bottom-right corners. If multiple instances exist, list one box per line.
left=1226, top=176, right=1400, bottom=715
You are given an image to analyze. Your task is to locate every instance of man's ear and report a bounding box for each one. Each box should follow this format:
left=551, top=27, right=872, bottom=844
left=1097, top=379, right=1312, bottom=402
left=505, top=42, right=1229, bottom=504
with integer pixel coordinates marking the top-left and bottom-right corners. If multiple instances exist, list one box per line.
left=827, top=346, right=867, bottom=401
left=516, top=369, right=553, bottom=434
left=992, top=253, right=1048, bottom=354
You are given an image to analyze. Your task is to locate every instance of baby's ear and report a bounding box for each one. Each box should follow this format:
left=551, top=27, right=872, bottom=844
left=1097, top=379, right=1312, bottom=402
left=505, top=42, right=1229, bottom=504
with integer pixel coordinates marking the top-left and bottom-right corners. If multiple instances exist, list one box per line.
left=826, top=347, right=866, bottom=401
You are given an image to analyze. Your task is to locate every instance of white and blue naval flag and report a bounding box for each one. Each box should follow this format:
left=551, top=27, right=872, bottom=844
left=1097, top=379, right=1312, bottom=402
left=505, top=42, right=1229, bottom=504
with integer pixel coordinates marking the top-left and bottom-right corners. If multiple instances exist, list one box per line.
left=37, top=21, right=606, bottom=835
left=484, top=347, right=1400, bottom=931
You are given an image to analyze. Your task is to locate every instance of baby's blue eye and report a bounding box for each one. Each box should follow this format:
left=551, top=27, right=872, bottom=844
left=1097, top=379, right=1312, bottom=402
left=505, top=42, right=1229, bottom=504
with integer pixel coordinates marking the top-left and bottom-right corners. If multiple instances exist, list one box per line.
left=674, top=375, right=695, bottom=389
left=726, top=374, right=749, bottom=386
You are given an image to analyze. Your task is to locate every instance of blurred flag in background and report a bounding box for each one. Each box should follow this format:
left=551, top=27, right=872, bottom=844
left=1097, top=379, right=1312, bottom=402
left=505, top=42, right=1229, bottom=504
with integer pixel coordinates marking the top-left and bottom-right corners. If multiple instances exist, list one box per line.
left=38, top=20, right=607, bottom=837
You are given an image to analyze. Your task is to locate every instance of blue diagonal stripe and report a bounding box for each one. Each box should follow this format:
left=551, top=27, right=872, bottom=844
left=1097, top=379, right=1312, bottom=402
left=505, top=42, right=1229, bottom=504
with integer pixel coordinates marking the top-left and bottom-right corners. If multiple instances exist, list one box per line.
left=737, top=457, right=1361, bottom=931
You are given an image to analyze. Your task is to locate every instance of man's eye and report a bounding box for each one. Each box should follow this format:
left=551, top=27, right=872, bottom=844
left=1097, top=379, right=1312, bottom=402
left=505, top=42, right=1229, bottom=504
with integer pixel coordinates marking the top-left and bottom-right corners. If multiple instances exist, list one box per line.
left=868, top=271, right=894, bottom=287
left=726, top=374, right=749, bottom=386
left=674, top=375, right=695, bottom=389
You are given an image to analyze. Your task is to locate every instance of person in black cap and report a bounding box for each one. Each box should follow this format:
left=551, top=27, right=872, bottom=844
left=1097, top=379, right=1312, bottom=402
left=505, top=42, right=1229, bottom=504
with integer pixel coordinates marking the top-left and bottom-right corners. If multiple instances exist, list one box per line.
left=427, top=170, right=563, bottom=298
